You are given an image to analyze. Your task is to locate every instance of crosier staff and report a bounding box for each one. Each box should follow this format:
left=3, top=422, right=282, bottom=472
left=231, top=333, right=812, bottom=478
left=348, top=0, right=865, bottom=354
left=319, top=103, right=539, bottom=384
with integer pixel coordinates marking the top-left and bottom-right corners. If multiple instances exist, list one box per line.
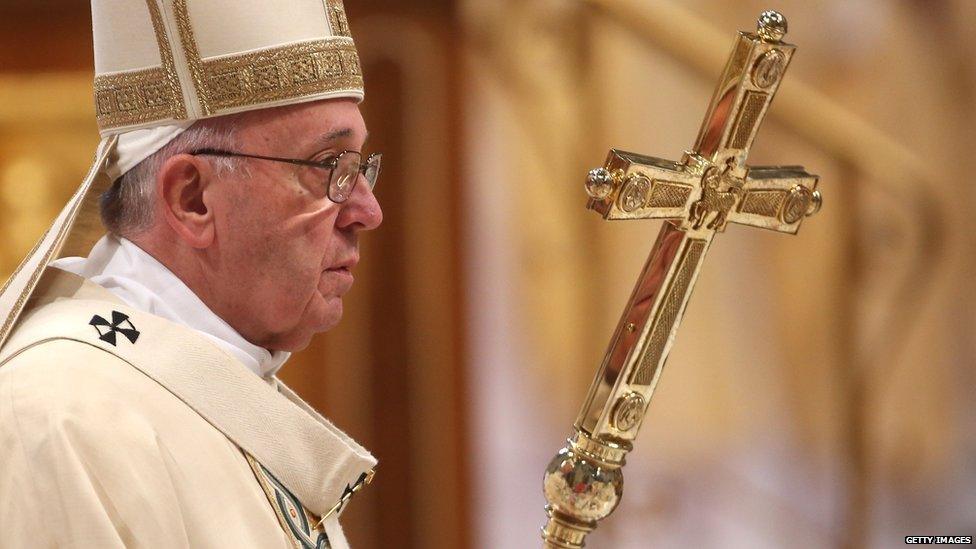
left=541, top=11, right=822, bottom=548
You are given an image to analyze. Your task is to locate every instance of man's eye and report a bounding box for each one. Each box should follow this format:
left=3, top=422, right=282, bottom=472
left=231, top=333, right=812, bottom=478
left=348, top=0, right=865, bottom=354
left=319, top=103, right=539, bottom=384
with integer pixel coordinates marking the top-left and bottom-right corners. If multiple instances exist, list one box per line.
left=312, top=153, right=338, bottom=165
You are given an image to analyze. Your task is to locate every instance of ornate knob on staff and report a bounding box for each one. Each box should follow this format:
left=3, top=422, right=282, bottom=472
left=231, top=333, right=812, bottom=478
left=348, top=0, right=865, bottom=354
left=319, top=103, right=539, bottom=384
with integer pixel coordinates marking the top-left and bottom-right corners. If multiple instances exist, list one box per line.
left=541, top=10, right=820, bottom=547
left=541, top=433, right=629, bottom=548
left=585, top=168, right=617, bottom=200
left=757, top=10, right=787, bottom=42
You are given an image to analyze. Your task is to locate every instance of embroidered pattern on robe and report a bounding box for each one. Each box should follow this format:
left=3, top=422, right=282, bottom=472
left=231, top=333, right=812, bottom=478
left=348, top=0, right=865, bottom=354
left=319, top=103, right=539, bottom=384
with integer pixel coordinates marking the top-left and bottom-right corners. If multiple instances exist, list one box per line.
left=246, top=453, right=332, bottom=549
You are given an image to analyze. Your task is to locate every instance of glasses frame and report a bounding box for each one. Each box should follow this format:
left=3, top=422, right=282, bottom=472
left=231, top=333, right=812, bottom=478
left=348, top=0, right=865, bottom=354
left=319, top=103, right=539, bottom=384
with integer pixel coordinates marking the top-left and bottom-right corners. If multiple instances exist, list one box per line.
left=189, top=148, right=381, bottom=203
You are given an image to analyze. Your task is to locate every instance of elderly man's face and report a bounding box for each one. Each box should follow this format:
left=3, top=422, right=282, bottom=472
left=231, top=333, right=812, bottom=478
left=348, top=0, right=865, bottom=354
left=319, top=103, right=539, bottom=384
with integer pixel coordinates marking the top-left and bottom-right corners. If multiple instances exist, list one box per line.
left=206, top=99, right=382, bottom=351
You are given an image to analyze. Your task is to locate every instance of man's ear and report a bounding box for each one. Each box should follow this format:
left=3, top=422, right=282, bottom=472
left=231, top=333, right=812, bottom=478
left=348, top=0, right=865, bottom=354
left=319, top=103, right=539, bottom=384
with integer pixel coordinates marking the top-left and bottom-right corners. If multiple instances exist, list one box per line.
left=157, top=154, right=216, bottom=248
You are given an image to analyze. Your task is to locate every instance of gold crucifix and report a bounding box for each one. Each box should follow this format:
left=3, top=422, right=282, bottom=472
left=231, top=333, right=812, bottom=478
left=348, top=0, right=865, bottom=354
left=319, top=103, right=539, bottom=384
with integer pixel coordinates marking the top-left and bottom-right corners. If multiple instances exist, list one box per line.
left=541, top=11, right=821, bottom=548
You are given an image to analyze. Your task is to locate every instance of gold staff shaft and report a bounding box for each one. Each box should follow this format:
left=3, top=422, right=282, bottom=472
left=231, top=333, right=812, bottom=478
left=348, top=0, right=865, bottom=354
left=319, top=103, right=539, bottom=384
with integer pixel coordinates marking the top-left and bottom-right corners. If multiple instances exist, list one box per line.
left=542, top=222, right=713, bottom=548
left=575, top=222, right=713, bottom=438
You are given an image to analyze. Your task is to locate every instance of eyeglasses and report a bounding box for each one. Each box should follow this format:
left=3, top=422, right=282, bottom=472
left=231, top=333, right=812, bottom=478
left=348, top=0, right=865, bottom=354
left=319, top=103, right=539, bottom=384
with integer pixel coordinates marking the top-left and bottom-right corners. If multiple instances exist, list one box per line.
left=190, top=148, right=382, bottom=203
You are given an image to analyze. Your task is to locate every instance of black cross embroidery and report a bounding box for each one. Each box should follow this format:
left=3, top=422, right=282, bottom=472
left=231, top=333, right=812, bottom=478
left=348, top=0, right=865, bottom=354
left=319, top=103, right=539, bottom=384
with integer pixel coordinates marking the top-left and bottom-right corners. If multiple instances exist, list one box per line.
left=89, top=311, right=140, bottom=346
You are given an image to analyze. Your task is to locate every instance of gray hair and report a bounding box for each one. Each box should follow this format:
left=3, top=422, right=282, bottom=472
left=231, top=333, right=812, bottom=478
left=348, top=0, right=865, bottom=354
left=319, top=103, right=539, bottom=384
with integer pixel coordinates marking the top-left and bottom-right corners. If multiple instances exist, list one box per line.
left=99, top=116, right=246, bottom=237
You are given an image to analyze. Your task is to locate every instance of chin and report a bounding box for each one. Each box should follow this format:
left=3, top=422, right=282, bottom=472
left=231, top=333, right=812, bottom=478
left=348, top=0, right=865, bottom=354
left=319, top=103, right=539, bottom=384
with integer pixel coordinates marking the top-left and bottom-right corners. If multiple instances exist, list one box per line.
left=307, top=297, right=344, bottom=335
left=264, top=300, right=342, bottom=352
left=269, top=325, right=319, bottom=352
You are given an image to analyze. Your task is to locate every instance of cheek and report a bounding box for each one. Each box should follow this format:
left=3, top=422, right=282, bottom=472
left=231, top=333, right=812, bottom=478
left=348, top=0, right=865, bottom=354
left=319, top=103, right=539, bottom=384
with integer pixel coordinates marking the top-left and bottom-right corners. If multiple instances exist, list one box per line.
left=264, top=207, right=340, bottom=295
left=292, top=206, right=340, bottom=266
left=223, top=183, right=330, bottom=258
left=217, top=183, right=339, bottom=310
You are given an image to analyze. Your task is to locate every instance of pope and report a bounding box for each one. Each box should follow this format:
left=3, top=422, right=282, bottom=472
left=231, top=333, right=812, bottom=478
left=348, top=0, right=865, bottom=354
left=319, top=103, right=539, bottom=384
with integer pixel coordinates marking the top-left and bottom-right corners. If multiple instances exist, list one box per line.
left=0, top=1, right=381, bottom=547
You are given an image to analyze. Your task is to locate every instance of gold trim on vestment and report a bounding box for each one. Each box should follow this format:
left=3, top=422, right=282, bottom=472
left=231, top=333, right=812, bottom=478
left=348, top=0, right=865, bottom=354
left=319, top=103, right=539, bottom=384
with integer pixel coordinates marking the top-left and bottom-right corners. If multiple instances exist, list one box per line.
left=173, top=0, right=362, bottom=117
left=0, top=137, right=118, bottom=344
left=146, top=0, right=188, bottom=119
left=244, top=453, right=328, bottom=549
left=95, top=0, right=363, bottom=129
left=172, top=0, right=212, bottom=115
left=94, top=0, right=187, bottom=131
left=95, top=68, right=181, bottom=130
left=324, top=0, right=352, bottom=37
left=201, top=39, right=363, bottom=112
left=0, top=222, right=54, bottom=340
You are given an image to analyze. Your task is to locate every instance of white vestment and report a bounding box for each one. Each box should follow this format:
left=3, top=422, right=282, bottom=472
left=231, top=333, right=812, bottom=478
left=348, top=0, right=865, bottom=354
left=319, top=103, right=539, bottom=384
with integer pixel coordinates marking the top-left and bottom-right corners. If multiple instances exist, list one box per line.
left=51, top=234, right=289, bottom=379
left=0, top=268, right=375, bottom=548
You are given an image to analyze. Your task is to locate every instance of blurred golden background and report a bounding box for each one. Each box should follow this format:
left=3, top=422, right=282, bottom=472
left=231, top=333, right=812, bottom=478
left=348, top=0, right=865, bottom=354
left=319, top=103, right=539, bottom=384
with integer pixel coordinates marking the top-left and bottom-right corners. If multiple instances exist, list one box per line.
left=1, top=0, right=973, bottom=547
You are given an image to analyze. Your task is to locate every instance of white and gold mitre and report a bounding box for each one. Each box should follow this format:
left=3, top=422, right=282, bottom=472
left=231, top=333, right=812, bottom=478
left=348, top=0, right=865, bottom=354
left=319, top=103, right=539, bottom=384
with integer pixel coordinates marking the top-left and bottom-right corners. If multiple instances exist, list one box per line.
left=0, top=0, right=363, bottom=349
left=94, top=0, right=362, bottom=135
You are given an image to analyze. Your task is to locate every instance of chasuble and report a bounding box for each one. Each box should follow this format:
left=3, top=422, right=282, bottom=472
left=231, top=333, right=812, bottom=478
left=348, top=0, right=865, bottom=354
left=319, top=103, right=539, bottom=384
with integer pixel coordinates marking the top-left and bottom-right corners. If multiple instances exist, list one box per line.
left=0, top=268, right=375, bottom=548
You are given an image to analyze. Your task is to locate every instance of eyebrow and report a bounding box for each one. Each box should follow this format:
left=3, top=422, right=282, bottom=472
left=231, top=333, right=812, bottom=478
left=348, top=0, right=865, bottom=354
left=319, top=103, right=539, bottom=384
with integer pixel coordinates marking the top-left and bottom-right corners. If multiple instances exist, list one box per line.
left=312, top=128, right=369, bottom=151
left=323, top=128, right=352, bottom=142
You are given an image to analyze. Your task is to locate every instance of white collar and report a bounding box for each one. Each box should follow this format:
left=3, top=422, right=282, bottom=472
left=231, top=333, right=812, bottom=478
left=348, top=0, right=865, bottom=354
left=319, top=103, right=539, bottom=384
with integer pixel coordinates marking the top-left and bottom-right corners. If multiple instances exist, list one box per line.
left=51, top=234, right=289, bottom=378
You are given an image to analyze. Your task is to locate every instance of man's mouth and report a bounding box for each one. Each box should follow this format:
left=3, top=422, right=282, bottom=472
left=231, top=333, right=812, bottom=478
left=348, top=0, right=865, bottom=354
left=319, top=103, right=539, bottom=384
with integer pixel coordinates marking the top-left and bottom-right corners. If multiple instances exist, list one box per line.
left=324, top=264, right=355, bottom=288
left=323, top=253, right=358, bottom=291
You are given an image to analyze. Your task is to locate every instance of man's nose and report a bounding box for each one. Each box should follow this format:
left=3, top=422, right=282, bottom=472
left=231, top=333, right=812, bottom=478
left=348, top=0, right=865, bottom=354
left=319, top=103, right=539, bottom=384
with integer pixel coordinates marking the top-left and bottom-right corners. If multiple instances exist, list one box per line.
left=337, top=176, right=383, bottom=231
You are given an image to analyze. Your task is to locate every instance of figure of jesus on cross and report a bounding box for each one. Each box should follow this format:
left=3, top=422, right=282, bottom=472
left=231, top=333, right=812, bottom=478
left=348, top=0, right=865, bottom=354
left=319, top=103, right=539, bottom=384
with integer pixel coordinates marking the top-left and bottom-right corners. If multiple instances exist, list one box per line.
left=542, top=11, right=822, bottom=548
